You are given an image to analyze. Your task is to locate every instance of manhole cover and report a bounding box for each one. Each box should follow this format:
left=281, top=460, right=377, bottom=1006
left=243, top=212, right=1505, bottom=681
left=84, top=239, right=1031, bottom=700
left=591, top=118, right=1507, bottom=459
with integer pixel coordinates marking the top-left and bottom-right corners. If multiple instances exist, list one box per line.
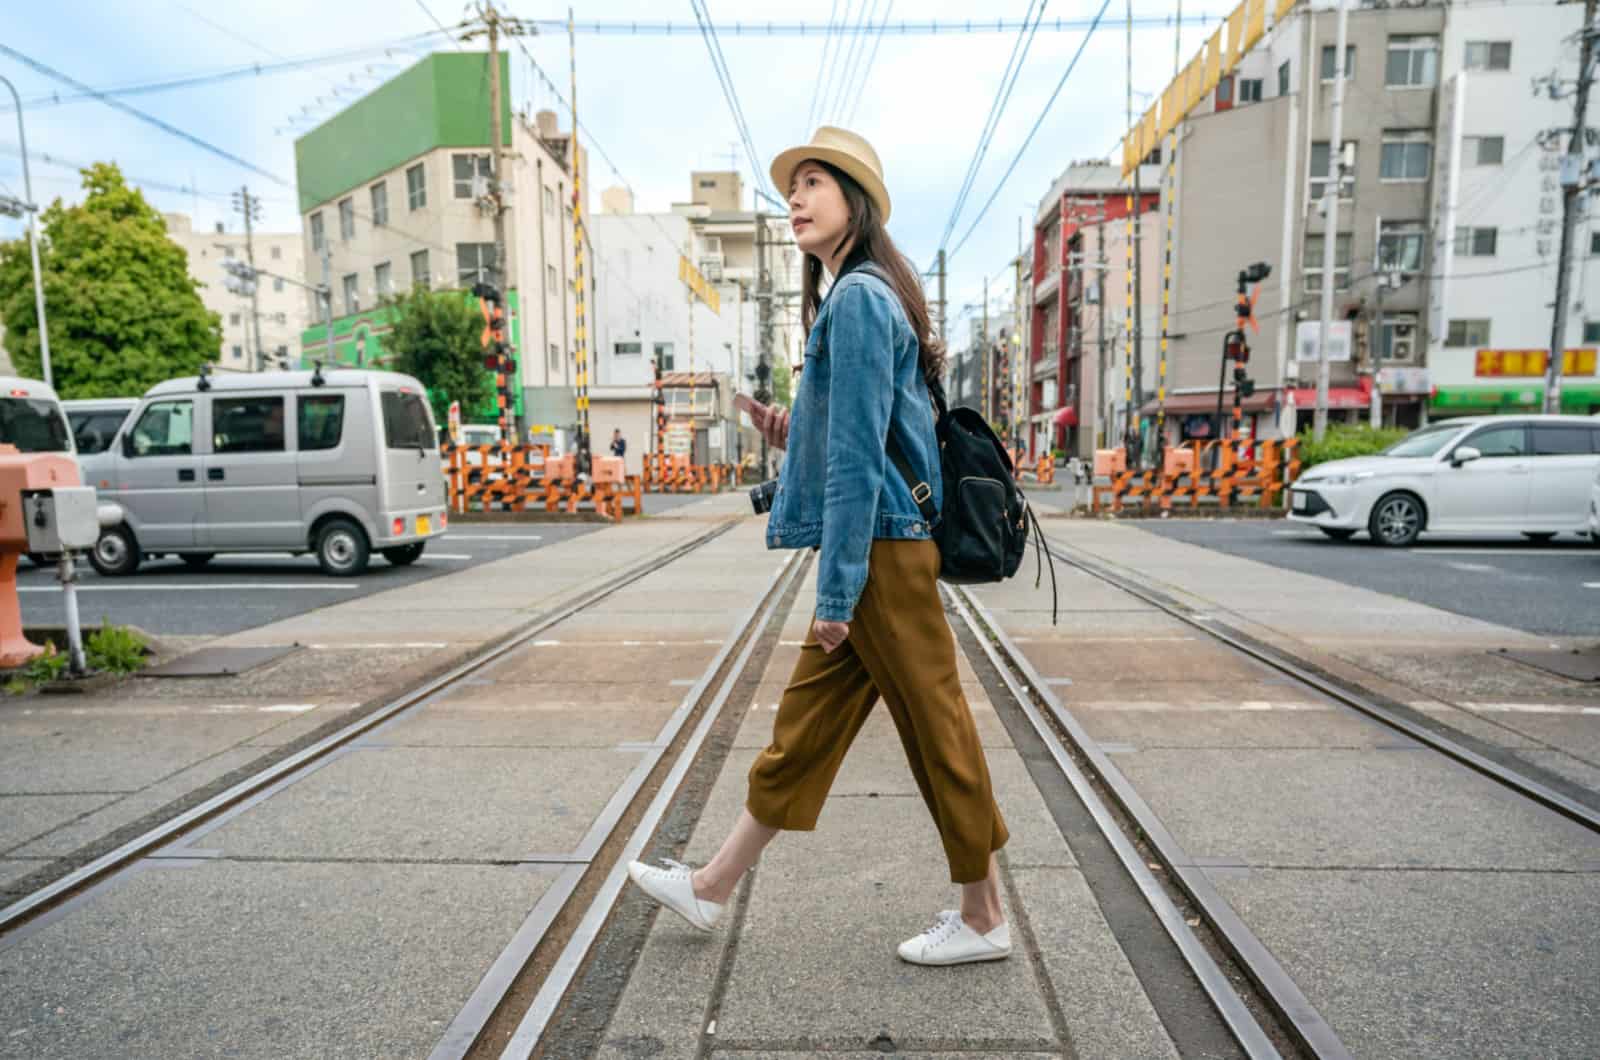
left=142, top=644, right=301, bottom=678
left=1495, top=648, right=1600, bottom=683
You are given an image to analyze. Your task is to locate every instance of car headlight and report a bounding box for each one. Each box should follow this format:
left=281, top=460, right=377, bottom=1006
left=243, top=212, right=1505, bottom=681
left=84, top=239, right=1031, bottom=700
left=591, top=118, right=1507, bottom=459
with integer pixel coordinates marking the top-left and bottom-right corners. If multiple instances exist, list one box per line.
left=1301, top=471, right=1374, bottom=487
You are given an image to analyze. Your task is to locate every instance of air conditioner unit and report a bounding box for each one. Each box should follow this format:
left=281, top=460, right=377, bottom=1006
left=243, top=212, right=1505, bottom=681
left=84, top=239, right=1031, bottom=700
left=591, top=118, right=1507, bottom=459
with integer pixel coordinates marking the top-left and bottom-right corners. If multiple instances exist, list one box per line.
left=1392, top=338, right=1414, bottom=360
left=702, top=236, right=722, bottom=254
left=1085, top=285, right=1100, bottom=304
left=1064, top=383, right=1079, bottom=404
left=700, top=255, right=724, bottom=281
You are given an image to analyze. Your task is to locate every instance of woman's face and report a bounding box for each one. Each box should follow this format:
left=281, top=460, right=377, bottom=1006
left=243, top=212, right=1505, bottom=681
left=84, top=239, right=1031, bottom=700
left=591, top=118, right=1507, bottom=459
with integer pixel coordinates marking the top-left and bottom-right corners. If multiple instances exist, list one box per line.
left=788, top=161, right=849, bottom=261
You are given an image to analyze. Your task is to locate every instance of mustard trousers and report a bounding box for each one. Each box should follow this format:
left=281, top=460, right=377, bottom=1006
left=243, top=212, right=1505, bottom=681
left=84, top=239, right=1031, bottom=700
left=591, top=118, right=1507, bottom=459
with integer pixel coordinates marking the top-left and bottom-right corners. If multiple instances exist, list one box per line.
left=746, top=538, right=1010, bottom=883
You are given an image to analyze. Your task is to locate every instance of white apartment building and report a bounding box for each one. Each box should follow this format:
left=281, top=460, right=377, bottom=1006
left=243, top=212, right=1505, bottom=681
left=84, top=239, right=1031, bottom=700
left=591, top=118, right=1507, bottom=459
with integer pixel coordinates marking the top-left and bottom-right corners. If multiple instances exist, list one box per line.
left=1427, top=0, right=1598, bottom=415
left=164, top=212, right=307, bottom=372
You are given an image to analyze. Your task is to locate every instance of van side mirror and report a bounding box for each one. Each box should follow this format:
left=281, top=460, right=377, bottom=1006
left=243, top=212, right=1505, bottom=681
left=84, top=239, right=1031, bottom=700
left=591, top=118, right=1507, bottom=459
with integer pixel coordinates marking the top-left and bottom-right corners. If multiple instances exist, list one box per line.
left=122, top=432, right=136, bottom=458
left=1450, top=445, right=1481, bottom=468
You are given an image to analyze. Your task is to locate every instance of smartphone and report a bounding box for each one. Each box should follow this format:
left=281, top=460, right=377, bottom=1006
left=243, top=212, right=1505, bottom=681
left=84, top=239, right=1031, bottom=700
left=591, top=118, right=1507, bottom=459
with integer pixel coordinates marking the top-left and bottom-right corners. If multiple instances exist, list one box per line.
left=733, top=392, right=766, bottom=418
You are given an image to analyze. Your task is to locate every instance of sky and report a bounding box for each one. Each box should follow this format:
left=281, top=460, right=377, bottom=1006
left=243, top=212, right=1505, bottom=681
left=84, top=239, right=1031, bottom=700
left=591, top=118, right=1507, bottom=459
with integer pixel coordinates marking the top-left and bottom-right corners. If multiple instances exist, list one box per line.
left=0, top=0, right=1217, bottom=328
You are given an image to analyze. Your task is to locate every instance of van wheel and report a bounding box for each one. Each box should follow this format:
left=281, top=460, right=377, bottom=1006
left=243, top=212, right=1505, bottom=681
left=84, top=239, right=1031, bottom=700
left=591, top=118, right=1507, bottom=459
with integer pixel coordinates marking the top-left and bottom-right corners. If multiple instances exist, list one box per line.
left=381, top=543, right=426, bottom=566
left=180, top=553, right=215, bottom=570
left=316, top=518, right=369, bottom=577
left=90, top=526, right=141, bottom=577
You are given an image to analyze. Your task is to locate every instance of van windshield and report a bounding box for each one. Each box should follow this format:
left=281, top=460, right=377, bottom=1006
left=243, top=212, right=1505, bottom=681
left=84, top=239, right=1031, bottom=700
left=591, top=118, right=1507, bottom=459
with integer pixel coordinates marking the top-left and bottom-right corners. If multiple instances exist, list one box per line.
left=68, top=409, right=132, bottom=454
left=0, top=397, right=72, bottom=453
left=381, top=390, right=435, bottom=449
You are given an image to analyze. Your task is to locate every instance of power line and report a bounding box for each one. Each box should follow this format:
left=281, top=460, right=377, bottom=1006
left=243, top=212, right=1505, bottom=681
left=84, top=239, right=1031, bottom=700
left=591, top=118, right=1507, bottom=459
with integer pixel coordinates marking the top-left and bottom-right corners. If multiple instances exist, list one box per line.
left=823, top=0, right=877, bottom=123
left=844, top=0, right=896, bottom=128
left=947, top=0, right=1113, bottom=264
left=691, top=0, right=787, bottom=210
left=804, top=0, right=844, bottom=136
left=413, top=0, right=466, bottom=50
left=938, top=0, right=1048, bottom=255
left=515, top=15, right=1221, bottom=36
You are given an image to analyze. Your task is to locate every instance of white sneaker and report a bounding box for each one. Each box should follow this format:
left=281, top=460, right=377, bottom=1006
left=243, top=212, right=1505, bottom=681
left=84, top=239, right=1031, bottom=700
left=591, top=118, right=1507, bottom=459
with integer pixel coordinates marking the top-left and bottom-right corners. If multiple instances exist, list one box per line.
left=626, top=858, right=725, bottom=932
left=897, top=909, right=1012, bottom=966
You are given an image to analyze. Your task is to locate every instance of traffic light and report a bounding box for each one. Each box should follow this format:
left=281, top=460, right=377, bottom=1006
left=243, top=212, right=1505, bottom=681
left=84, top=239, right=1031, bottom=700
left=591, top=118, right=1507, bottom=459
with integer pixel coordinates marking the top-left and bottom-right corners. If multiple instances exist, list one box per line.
left=1233, top=365, right=1255, bottom=397
left=1224, top=330, right=1248, bottom=363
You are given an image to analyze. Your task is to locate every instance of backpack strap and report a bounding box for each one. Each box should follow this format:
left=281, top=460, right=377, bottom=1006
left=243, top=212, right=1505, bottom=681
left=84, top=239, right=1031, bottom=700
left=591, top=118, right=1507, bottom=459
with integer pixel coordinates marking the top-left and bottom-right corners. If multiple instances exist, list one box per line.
left=885, top=430, right=939, bottom=524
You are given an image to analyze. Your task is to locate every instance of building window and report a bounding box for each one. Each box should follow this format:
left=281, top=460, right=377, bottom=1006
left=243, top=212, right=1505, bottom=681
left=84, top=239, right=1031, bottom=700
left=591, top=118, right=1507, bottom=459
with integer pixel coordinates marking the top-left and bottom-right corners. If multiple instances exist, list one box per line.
left=1278, top=60, right=1291, bottom=96
left=654, top=341, right=675, bottom=370
left=614, top=341, right=642, bottom=356
left=1216, top=76, right=1235, bottom=108
left=1584, top=321, right=1600, bottom=344
left=1303, top=233, right=1352, bottom=294
left=543, top=186, right=556, bottom=216
left=1309, top=141, right=1356, bottom=200
left=1592, top=231, right=1600, bottom=256
left=406, top=163, right=427, bottom=210
left=222, top=245, right=235, bottom=259
left=375, top=261, right=392, bottom=299
left=232, top=345, right=243, bottom=360
left=453, top=153, right=492, bottom=198
left=370, top=181, right=389, bottom=227
left=410, top=249, right=430, bottom=290
left=273, top=312, right=287, bottom=324
left=1386, top=35, right=1439, bottom=88
left=270, top=246, right=282, bottom=260
left=1464, top=41, right=1512, bottom=72
left=1380, top=132, right=1431, bottom=181
left=1239, top=78, right=1263, bottom=103
left=456, top=242, right=497, bottom=286
left=547, top=263, right=557, bottom=292
left=1319, top=44, right=1355, bottom=81
left=1454, top=226, right=1498, bottom=257
left=698, top=179, right=717, bottom=189
left=273, top=277, right=284, bottom=292
left=229, top=312, right=241, bottom=326
left=549, top=343, right=561, bottom=371
left=342, top=273, right=359, bottom=316
left=1446, top=319, right=1491, bottom=347
left=338, top=197, right=355, bottom=240
left=1378, top=221, right=1425, bottom=272
left=309, top=212, right=325, bottom=252
left=1463, top=135, right=1504, bottom=166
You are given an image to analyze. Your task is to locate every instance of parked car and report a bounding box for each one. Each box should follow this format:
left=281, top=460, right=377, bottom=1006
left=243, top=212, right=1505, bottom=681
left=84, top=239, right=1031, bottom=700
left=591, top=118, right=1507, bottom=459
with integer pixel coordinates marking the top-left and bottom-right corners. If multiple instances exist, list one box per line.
left=1590, top=463, right=1599, bottom=544
left=90, top=368, right=449, bottom=577
left=63, top=397, right=137, bottom=484
left=1288, top=414, right=1600, bottom=546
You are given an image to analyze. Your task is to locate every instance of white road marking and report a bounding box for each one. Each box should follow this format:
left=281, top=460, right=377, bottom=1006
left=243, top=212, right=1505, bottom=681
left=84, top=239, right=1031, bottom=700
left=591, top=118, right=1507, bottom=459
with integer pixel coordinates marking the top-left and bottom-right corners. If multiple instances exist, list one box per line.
left=1445, top=562, right=1498, bottom=574
left=308, top=642, right=447, bottom=649
left=1457, top=702, right=1599, bottom=716
left=260, top=704, right=318, bottom=713
left=531, top=640, right=561, bottom=647
left=1417, top=549, right=1587, bottom=557
left=18, top=583, right=358, bottom=592
left=438, top=534, right=544, bottom=541
left=1081, top=701, right=1331, bottom=712
left=1584, top=582, right=1600, bottom=589
left=419, top=553, right=473, bottom=561
left=1271, top=530, right=1322, bottom=538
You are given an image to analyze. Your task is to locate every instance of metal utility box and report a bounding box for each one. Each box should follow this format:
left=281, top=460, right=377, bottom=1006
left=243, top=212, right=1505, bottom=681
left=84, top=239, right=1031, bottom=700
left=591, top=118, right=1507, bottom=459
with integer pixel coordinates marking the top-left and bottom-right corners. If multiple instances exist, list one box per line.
left=23, top=487, right=102, bottom=553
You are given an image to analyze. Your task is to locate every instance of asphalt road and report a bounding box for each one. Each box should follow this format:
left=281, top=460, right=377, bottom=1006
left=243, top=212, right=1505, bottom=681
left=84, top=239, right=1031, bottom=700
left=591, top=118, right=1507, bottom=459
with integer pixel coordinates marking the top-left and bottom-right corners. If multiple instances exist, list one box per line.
left=1139, top=519, right=1600, bottom=637
left=17, top=491, right=718, bottom=638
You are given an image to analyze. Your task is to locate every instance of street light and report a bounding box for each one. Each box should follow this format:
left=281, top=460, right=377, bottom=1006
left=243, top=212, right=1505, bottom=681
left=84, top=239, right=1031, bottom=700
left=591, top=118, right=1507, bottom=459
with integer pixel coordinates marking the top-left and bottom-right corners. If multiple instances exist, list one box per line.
left=0, top=75, right=52, bottom=389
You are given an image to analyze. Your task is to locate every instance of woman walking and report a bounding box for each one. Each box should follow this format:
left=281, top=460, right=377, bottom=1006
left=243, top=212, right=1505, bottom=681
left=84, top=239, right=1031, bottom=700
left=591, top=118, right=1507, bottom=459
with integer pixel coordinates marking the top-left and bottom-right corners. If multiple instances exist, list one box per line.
left=628, top=128, right=1011, bottom=967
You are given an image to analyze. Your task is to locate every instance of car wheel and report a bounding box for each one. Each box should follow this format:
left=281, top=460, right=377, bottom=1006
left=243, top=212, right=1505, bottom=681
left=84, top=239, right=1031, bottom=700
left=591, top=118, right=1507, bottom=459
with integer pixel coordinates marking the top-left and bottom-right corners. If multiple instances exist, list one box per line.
left=381, top=542, right=426, bottom=567
left=1368, top=493, right=1424, bottom=547
left=1319, top=528, right=1357, bottom=542
left=89, top=526, right=141, bottom=577
left=316, top=518, right=370, bottom=577
left=180, top=553, right=216, bottom=570
left=1521, top=532, right=1557, bottom=544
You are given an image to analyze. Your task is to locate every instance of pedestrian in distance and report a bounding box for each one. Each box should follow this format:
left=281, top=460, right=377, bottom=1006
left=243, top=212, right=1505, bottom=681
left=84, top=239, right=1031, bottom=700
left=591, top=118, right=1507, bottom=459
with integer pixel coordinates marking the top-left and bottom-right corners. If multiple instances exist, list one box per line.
left=610, top=428, right=626, bottom=459
left=628, top=127, right=1013, bottom=967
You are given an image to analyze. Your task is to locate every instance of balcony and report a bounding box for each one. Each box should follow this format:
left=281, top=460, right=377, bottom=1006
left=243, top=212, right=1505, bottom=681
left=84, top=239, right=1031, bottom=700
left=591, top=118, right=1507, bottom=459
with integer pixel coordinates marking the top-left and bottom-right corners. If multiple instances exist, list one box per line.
left=1032, top=353, right=1059, bottom=380
left=1033, top=268, right=1060, bottom=305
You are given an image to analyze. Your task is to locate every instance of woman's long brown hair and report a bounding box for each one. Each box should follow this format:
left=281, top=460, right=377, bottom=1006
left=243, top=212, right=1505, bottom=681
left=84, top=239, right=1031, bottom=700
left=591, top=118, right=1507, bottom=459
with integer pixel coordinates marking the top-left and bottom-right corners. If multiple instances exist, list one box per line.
left=799, top=161, right=947, bottom=389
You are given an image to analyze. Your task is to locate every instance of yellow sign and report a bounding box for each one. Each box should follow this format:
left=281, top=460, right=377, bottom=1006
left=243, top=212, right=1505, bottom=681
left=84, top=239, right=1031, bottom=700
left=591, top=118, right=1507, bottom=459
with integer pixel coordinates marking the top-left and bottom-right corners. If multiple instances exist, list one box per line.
left=678, top=255, right=722, bottom=314
left=1474, top=348, right=1598, bottom=378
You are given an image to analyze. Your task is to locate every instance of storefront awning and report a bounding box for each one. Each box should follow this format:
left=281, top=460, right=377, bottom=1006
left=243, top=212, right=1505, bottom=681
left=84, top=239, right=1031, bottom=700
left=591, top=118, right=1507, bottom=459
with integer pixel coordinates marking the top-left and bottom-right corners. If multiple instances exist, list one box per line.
left=1139, top=390, right=1278, bottom=416
left=1052, top=406, right=1079, bottom=428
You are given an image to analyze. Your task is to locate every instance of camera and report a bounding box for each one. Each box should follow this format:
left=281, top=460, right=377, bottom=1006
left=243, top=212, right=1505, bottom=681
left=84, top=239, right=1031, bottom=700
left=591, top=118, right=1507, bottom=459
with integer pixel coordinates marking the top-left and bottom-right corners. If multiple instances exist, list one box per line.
left=750, top=479, right=778, bottom=515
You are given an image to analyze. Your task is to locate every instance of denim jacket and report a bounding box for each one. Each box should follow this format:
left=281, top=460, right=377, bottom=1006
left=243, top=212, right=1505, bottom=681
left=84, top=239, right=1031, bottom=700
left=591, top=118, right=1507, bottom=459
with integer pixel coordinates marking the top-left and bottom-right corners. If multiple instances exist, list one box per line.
left=764, top=255, right=942, bottom=623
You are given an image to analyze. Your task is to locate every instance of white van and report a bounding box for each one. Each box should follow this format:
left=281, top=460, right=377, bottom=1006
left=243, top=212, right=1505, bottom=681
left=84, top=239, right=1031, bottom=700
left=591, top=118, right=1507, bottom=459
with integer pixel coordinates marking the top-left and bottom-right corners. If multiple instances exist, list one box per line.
left=0, top=376, right=74, bottom=457
left=91, top=368, right=449, bottom=577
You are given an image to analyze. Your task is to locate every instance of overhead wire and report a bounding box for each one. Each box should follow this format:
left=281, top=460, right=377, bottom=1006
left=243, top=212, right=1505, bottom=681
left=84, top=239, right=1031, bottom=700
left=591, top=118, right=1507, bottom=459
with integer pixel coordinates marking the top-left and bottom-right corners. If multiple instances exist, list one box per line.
left=804, top=0, right=844, bottom=136
left=948, top=0, right=1114, bottom=263
left=843, top=0, right=896, bottom=128
left=937, top=0, right=1048, bottom=255
left=691, top=0, right=787, bottom=210
left=823, top=0, right=877, bottom=123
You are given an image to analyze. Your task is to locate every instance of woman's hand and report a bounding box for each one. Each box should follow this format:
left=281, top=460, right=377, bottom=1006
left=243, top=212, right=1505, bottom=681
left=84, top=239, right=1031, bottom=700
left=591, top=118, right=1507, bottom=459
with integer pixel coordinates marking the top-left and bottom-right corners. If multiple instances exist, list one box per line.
left=812, top=619, right=849, bottom=653
left=755, top=405, right=790, bottom=450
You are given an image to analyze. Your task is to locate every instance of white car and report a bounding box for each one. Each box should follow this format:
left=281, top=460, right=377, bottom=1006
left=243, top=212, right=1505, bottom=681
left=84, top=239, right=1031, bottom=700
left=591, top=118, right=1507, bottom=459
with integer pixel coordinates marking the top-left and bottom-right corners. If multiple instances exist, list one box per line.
left=1590, top=464, right=1599, bottom=544
left=1288, top=415, right=1600, bottom=546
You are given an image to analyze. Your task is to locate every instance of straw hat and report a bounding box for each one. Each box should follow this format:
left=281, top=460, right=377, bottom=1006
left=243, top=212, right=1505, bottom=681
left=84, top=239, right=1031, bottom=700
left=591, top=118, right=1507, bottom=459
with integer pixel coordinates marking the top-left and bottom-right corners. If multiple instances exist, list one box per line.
left=770, top=126, right=892, bottom=223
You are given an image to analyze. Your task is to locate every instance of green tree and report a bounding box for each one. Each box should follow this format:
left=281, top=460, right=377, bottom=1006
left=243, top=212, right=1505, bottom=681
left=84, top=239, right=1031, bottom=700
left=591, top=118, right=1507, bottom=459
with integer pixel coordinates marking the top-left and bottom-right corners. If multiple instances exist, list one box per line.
left=0, top=163, right=221, bottom=397
left=770, top=353, right=793, bottom=409
left=381, top=286, right=494, bottom=425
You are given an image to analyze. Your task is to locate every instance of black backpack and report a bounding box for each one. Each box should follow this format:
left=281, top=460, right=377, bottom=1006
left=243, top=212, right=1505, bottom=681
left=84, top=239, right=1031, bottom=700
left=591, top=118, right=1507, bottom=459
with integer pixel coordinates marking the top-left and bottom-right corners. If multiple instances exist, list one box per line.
left=886, top=379, right=1058, bottom=624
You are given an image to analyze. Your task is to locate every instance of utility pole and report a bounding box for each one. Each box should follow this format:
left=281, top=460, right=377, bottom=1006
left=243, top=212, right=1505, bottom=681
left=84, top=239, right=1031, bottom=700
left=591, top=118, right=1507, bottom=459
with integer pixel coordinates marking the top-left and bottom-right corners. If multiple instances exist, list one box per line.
left=0, top=76, right=51, bottom=388
left=755, top=213, right=772, bottom=477
left=234, top=186, right=267, bottom=370
left=1544, top=0, right=1598, bottom=414
left=981, top=275, right=990, bottom=422
left=1313, top=0, right=1350, bottom=441
left=321, top=244, right=334, bottom=365
left=1097, top=221, right=1108, bottom=450
left=936, top=249, right=947, bottom=348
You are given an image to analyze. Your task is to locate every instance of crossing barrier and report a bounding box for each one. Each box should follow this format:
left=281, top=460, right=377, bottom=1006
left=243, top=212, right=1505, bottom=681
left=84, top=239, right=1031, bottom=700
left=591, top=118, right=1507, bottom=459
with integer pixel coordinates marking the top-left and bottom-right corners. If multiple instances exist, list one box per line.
left=1090, top=438, right=1300, bottom=514
left=641, top=453, right=737, bottom=493
left=441, top=443, right=644, bottom=523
